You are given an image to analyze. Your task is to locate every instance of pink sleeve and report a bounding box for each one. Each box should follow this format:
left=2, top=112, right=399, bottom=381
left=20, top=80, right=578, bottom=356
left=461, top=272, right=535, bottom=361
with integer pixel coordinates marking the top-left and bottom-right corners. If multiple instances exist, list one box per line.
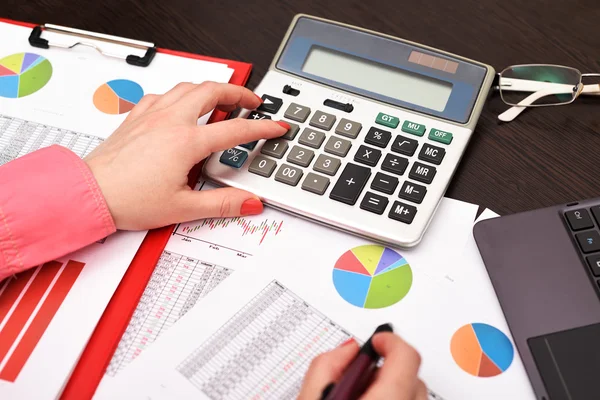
left=0, top=145, right=116, bottom=281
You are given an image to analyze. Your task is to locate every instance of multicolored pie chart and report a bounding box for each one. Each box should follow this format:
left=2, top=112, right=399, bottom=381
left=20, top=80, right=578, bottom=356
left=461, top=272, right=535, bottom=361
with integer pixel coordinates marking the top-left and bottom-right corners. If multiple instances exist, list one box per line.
left=332, top=245, right=412, bottom=309
left=0, top=53, right=53, bottom=98
left=93, top=79, right=144, bottom=114
left=450, top=323, right=514, bottom=377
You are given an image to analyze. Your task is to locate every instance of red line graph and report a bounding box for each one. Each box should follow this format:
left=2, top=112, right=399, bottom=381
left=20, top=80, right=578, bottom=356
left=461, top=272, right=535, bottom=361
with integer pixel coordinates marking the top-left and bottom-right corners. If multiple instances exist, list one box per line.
left=0, top=260, right=84, bottom=382
left=179, top=217, right=284, bottom=245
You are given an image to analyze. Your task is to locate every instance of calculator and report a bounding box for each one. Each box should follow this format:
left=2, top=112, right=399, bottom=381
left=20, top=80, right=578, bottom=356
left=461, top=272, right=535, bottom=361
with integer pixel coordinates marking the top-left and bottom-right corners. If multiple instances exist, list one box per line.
left=204, top=15, right=495, bottom=248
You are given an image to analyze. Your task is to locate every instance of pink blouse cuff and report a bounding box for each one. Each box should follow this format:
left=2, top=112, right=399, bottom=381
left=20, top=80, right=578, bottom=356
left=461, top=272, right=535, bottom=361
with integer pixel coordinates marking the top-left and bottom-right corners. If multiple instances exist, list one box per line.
left=0, top=145, right=116, bottom=278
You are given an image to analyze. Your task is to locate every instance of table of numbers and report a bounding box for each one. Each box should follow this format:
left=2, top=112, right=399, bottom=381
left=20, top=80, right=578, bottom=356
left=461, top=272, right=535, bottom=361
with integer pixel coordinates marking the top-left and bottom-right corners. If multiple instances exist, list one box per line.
left=106, top=251, right=232, bottom=377
left=0, top=115, right=103, bottom=165
left=177, top=281, right=353, bottom=400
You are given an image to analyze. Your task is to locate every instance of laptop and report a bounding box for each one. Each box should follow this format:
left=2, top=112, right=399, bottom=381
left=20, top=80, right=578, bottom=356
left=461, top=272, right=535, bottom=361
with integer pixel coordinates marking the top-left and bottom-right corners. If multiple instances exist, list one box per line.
left=474, top=198, right=600, bottom=400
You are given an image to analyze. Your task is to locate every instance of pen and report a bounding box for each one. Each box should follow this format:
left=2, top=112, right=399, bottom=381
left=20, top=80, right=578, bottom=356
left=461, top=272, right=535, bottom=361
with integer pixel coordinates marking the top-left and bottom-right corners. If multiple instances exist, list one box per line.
left=322, top=323, right=393, bottom=400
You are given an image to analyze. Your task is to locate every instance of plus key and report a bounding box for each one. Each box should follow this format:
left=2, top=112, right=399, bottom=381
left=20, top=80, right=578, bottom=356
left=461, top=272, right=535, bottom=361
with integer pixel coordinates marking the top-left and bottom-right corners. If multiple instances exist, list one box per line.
left=330, top=163, right=371, bottom=205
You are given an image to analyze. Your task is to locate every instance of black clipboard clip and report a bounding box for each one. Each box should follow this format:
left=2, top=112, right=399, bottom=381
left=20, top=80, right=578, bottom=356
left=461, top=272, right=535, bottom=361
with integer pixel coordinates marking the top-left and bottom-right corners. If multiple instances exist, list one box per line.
left=28, top=24, right=157, bottom=67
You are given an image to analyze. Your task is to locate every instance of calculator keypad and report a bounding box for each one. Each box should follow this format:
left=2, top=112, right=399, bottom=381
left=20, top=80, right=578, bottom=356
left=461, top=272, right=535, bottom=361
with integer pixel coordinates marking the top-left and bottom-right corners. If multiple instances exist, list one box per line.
left=214, top=86, right=459, bottom=234
left=310, top=110, right=336, bottom=131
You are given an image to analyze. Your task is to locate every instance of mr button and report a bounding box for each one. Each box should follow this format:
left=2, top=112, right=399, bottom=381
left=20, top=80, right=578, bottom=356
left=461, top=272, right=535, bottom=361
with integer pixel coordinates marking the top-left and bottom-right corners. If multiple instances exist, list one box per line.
left=409, top=162, right=436, bottom=184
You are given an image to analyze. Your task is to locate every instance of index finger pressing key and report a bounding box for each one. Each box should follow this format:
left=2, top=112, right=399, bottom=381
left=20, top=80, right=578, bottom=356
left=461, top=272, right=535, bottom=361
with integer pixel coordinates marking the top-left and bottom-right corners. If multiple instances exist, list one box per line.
left=194, top=118, right=290, bottom=157
left=176, top=82, right=262, bottom=121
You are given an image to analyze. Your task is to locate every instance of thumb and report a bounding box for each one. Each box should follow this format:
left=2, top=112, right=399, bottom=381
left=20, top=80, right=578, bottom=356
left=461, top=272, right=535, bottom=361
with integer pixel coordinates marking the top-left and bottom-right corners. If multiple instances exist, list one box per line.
left=174, top=187, right=264, bottom=222
left=298, top=339, right=360, bottom=400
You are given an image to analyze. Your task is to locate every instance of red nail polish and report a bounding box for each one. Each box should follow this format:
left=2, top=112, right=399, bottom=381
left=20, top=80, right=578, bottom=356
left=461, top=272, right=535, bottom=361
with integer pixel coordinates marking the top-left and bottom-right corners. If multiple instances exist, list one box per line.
left=276, top=121, right=291, bottom=130
left=341, top=338, right=356, bottom=347
left=254, top=93, right=263, bottom=104
left=240, top=198, right=263, bottom=216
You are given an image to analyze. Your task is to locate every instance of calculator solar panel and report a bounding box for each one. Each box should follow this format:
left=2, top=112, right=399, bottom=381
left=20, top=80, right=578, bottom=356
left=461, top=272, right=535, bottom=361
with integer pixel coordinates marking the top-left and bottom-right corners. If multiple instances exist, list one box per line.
left=204, top=15, right=495, bottom=247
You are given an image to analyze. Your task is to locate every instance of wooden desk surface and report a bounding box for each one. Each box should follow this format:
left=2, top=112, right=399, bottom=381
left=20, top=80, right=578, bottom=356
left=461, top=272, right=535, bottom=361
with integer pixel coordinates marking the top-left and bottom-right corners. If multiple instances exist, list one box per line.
left=3, top=0, right=600, bottom=214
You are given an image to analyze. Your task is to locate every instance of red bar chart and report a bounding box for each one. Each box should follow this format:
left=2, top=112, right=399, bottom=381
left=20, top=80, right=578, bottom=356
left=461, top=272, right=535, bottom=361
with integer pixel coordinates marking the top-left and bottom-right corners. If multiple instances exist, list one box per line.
left=0, top=260, right=84, bottom=382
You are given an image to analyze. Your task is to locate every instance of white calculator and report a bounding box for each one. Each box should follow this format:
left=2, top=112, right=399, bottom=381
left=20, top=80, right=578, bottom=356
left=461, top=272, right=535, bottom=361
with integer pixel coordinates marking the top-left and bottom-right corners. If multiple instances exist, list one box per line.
left=204, top=15, right=495, bottom=248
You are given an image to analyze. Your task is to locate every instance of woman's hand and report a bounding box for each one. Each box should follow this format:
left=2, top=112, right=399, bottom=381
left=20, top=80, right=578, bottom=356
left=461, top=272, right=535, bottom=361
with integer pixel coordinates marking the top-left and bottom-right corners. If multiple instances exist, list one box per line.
left=85, top=82, right=289, bottom=230
left=298, top=333, right=427, bottom=400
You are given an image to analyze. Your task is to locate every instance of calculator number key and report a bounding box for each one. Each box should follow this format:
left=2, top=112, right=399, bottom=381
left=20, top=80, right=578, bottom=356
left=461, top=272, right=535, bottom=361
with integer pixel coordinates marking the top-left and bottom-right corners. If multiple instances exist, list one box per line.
left=275, top=164, right=303, bottom=186
left=284, top=103, right=311, bottom=123
left=354, top=145, right=381, bottom=167
left=418, top=143, right=445, bottom=165
left=398, top=181, right=427, bottom=204
left=335, top=118, right=362, bottom=139
left=310, top=110, right=336, bottom=131
left=388, top=201, right=417, bottom=224
left=302, top=172, right=330, bottom=195
left=298, top=128, right=326, bottom=149
left=313, top=154, right=341, bottom=176
left=371, top=172, right=398, bottom=195
left=409, top=162, right=436, bottom=184
left=261, top=138, right=289, bottom=159
left=360, top=192, right=389, bottom=215
left=391, top=135, right=418, bottom=156
left=287, top=145, right=315, bottom=167
left=365, top=127, right=391, bottom=148
left=281, top=121, right=300, bottom=140
left=248, top=156, right=277, bottom=177
left=324, top=136, right=352, bottom=157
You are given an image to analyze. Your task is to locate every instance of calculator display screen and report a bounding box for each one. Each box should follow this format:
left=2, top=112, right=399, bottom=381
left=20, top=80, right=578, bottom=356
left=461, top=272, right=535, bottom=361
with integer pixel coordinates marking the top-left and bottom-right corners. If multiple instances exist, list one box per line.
left=277, top=17, right=488, bottom=124
left=302, top=46, right=452, bottom=112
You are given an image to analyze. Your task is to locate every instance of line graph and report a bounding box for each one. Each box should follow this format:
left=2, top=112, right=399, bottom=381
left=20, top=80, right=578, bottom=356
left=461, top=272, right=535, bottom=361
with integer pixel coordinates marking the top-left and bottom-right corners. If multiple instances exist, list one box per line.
left=174, top=214, right=286, bottom=256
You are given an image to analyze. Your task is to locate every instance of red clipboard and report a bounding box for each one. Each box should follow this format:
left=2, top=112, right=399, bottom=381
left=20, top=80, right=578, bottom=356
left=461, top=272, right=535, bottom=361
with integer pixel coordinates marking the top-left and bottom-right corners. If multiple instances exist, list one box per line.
left=0, top=17, right=252, bottom=399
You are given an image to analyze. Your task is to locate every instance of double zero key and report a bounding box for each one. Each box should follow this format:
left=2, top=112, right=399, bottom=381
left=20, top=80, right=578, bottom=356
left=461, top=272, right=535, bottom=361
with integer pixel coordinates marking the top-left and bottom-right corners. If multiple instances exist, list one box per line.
left=330, top=163, right=371, bottom=205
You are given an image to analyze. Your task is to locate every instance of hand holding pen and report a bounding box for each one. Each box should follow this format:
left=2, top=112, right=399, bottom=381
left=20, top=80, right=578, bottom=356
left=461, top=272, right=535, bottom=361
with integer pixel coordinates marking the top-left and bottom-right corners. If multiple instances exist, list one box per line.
left=298, top=323, right=428, bottom=400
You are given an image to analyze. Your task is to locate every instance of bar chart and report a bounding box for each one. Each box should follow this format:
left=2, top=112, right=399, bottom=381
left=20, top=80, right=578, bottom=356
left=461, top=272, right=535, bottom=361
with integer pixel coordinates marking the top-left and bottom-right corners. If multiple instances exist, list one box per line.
left=0, top=260, right=85, bottom=382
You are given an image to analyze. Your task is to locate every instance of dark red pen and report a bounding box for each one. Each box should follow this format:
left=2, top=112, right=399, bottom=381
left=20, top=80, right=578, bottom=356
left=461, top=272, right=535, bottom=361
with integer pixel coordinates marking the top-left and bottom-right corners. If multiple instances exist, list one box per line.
left=322, top=323, right=394, bottom=400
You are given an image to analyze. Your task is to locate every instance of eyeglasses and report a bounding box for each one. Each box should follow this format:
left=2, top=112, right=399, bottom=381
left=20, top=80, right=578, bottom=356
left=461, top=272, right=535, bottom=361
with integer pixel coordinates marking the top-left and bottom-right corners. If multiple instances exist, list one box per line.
left=495, top=64, right=600, bottom=122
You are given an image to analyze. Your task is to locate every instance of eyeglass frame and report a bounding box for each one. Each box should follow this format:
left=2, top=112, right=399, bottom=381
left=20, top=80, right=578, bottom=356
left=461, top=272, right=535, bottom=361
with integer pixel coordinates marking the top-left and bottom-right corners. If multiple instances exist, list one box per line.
left=492, top=64, right=600, bottom=122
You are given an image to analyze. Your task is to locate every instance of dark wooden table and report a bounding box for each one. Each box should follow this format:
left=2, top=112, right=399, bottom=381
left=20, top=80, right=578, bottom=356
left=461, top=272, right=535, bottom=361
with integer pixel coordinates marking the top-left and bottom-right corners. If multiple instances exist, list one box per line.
left=3, top=0, right=600, bottom=214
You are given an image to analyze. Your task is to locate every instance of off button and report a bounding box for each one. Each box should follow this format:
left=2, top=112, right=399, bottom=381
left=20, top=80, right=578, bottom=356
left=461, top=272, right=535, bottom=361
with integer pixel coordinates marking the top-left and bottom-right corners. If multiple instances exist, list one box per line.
left=429, top=128, right=453, bottom=144
left=376, top=112, right=399, bottom=129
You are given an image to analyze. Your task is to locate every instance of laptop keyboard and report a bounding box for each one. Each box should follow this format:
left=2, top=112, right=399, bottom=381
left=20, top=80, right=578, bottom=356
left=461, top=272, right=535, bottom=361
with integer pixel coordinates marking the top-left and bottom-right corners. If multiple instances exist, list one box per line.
left=564, top=206, right=600, bottom=292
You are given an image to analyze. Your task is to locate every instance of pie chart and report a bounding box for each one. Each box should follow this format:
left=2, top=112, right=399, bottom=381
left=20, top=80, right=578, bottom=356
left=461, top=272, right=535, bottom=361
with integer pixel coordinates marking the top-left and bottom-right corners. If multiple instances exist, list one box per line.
left=451, top=323, right=514, bottom=377
left=332, top=245, right=412, bottom=309
left=0, top=53, right=52, bottom=98
left=93, top=79, right=144, bottom=115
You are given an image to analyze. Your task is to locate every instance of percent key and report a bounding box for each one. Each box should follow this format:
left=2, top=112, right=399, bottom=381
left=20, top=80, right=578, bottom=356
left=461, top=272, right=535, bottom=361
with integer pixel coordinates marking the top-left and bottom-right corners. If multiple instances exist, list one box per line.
left=220, top=148, right=249, bottom=168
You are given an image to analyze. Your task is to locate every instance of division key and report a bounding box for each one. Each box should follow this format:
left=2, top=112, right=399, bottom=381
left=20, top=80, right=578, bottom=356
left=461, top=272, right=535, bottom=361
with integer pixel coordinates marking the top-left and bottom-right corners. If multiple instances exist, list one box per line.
left=329, top=163, right=371, bottom=205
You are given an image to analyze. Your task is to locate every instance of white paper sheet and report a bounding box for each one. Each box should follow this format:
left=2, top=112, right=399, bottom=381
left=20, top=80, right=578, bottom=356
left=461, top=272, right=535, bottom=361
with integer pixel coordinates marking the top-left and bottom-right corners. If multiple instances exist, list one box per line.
left=0, top=21, right=234, bottom=398
left=95, top=196, right=480, bottom=399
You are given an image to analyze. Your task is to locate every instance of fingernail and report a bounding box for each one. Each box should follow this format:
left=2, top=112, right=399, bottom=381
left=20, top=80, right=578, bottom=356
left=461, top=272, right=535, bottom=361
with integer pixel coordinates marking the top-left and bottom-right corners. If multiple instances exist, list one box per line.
left=254, top=93, right=263, bottom=104
left=276, top=120, right=291, bottom=130
left=340, top=338, right=356, bottom=347
left=240, top=198, right=263, bottom=216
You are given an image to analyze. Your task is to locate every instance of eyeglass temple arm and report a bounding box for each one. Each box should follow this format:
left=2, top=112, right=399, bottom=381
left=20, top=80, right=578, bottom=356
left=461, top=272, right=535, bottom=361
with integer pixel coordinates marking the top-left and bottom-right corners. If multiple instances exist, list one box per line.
left=498, top=86, right=577, bottom=122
